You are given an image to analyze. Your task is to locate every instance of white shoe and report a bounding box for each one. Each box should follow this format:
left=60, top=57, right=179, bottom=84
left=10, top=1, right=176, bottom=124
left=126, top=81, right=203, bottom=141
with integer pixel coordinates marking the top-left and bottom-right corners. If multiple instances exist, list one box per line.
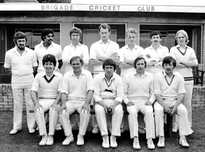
left=157, top=136, right=165, bottom=148
left=46, top=136, right=54, bottom=145
left=92, top=127, right=99, bottom=134
left=147, top=139, right=155, bottom=150
left=110, top=135, right=117, bottom=148
left=133, top=137, right=141, bottom=150
left=62, top=135, right=74, bottom=145
left=77, top=135, right=84, bottom=146
left=39, top=136, right=47, bottom=146
left=179, top=136, right=190, bottom=147
left=9, top=128, right=22, bottom=135
left=102, top=135, right=109, bottom=148
left=29, top=128, right=35, bottom=134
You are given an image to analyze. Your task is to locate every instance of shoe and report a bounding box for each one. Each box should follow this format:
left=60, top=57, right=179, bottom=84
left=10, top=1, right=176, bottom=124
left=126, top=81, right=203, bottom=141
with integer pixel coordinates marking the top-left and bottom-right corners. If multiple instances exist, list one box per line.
left=39, top=136, right=47, bottom=146
left=9, top=128, right=22, bottom=135
left=157, top=136, right=165, bottom=148
left=110, top=135, right=117, bottom=148
left=179, top=136, right=190, bottom=148
left=55, top=123, right=62, bottom=131
left=77, top=134, right=84, bottom=146
left=62, top=135, right=74, bottom=145
left=147, top=139, right=155, bottom=150
left=46, top=136, right=54, bottom=145
left=133, top=137, right=141, bottom=150
left=29, top=128, right=35, bottom=134
left=92, top=127, right=99, bottom=134
left=102, top=135, right=109, bottom=148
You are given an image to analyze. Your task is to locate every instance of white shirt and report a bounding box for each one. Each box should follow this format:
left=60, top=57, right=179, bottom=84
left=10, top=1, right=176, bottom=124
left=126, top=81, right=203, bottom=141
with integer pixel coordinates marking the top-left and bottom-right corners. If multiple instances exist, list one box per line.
left=31, top=72, right=62, bottom=99
left=34, top=41, right=62, bottom=73
left=123, top=71, right=155, bottom=104
left=119, top=44, right=144, bottom=77
left=62, top=43, right=89, bottom=73
left=61, top=69, right=94, bottom=101
left=90, top=39, right=119, bottom=74
left=144, top=45, right=169, bottom=74
left=154, top=72, right=186, bottom=97
left=93, top=73, right=123, bottom=103
left=4, top=46, right=37, bottom=88
left=169, top=45, right=198, bottom=80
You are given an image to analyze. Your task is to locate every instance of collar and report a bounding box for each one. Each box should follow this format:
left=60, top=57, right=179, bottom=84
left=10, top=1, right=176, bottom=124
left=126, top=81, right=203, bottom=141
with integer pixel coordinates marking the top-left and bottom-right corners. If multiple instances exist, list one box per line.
left=43, top=74, right=55, bottom=83
left=70, top=43, right=81, bottom=47
left=39, top=41, right=54, bottom=48
left=99, top=39, right=111, bottom=44
left=150, top=44, right=162, bottom=50
left=134, top=71, right=148, bottom=78
left=14, top=46, right=28, bottom=55
left=71, top=69, right=85, bottom=77
left=125, top=44, right=140, bottom=50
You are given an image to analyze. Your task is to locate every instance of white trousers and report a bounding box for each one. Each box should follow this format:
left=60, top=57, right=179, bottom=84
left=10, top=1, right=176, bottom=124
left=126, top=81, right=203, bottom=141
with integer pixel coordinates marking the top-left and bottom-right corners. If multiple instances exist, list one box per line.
left=60, top=100, right=90, bottom=137
left=35, top=99, right=58, bottom=136
left=12, top=88, right=35, bottom=131
left=154, top=102, right=193, bottom=136
left=95, top=101, right=123, bottom=136
left=184, top=81, right=193, bottom=127
left=127, top=102, right=155, bottom=139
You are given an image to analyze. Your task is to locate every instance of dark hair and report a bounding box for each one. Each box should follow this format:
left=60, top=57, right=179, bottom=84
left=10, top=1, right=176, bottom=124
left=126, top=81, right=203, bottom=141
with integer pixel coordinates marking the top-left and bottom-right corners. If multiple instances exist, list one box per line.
left=102, top=58, right=116, bottom=71
left=41, top=28, right=54, bottom=41
left=133, top=56, right=147, bottom=68
left=42, top=54, right=56, bottom=67
left=70, top=56, right=84, bottom=65
left=69, top=27, right=82, bottom=38
left=99, top=23, right=111, bottom=32
left=162, top=56, right=176, bottom=68
left=150, top=31, right=161, bottom=38
left=13, top=31, right=27, bottom=44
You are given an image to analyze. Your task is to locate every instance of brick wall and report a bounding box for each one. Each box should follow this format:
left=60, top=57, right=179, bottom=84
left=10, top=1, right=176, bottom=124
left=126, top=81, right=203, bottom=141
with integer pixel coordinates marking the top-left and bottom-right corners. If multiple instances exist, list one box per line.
left=0, top=84, right=205, bottom=111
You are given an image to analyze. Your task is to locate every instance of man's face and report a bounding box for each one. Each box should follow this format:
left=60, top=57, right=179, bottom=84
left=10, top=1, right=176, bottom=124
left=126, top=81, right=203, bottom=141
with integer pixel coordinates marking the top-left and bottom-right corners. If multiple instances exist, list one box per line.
left=44, top=33, right=54, bottom=45
left=151, top=34, right=161, bottom=45
left=127, top=33, right=137, bottom=45
left=71, top=32, right=80, bottom=43
left=100, top=28, right=110, bottom=42
left=163, top=63, right=174, bottom=75
left=71, top=58, right=82, bottom=72
left=104, top=65, right=114, bottom=78
left=176, top=33, right=186, bottom=45
left=135, top=59, right=146, bottom=73
left=16, top=38, right=26, bottom=50
left=43, top=61, right=55, bottom=74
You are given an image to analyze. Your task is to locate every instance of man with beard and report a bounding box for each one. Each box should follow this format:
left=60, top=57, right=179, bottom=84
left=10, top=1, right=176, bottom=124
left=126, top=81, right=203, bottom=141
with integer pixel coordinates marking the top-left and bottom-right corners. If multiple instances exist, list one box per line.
left=153, top=56, right=193, bottom=147
left=4, top=31, right=37, bottom=134
left=123, top=57, right=155, bottom=150
left=93, top=59, right=124, bottom=148
left=144, top=31, right=169, bottom=75
left=34, top=28, right=62, bottom=74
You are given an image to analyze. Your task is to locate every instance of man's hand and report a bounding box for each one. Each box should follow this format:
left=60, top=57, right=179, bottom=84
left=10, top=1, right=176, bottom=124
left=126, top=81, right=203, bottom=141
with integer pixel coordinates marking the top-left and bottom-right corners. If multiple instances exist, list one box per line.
left=35, top=103, right=42, bottom=111
left=81, top=102, right=90, bottom=113
left=171, top=104, right=178, bottom=115
left=145, top=101, right=152, bottom=105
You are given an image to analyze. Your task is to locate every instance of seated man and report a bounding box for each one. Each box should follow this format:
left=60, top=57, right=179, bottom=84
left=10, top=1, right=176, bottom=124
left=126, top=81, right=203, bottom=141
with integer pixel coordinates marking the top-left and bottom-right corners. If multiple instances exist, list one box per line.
left=31, top=54, right=62, bottom=146
left=123, top=57, right=155, bottom=150
left=60, top=56, right=94, bottom=146
left=93, top=59, right=124, bottom=148
left=154, top=56, right=193, bottom=148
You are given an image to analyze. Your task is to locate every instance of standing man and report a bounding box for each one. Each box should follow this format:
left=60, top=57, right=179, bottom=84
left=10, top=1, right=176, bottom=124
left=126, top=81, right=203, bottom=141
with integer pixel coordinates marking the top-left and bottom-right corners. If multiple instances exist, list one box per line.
left=89, top=23, right=120, bottom=75
left=124, top=57, right=155, bottom=150
left=170, top=30, right=198, bottom=127
left=144, top=31, right=169, bottom=74
left=35, top=28, right=62, bottom=73
left=60, top=56, right=94, bottom=146
left=154, top=56, right=193, bottom=147
left=61, top=27, right=89, bottom=74
left=4, top=31, right=37, bottom=134
left=119, top=28, right=144, bottom=78
left=31, top=54, right=61, bottom=146
left=93, top=59, right=124, bottom=148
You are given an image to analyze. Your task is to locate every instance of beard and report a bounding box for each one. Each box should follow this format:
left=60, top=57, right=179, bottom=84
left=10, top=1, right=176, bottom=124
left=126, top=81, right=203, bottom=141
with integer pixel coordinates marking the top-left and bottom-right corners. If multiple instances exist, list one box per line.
left=17, top=45, right=25, bottom=51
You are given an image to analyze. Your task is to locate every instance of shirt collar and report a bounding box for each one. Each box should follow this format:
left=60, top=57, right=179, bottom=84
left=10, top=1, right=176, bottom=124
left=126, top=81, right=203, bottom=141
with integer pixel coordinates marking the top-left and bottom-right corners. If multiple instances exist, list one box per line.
left=39, top=41, right=54, bottom=48
left=99, top=39, right=111, bottom=44
left=125, top=44, right=139, bottom=50
left=14, top=46, right=28, bottom=55
left=71, top=69, right=86, bottom=77
left=103, top=73, right=116, bottom=81
left=70, top=43, right=81, bottom=47
left=134, top=71, right=148, bottom=78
